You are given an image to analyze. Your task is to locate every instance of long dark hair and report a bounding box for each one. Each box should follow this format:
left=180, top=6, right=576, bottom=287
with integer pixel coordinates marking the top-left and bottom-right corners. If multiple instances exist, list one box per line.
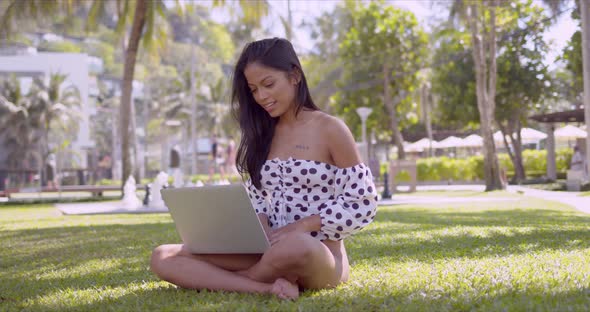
left=231, top=38, right=319, bottom=188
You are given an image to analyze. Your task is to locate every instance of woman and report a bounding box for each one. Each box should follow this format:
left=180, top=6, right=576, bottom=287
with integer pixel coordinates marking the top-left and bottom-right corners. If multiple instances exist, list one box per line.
left=150, top=38, right=378, bottom=300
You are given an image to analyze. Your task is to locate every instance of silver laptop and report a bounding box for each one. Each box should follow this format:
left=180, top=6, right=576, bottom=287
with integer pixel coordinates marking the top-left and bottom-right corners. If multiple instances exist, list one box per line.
left=161, top=184, right=270, bottom=254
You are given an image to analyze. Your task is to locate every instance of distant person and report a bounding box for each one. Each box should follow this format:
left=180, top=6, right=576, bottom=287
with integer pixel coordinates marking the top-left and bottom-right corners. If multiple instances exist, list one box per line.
left=225, top=138, right=237, bottom=175
left=499, top=166, right=508, bottom=188
left=570, top=145, right=585, bottom=171
left=45, top=153, right=57, bottom=189
left=98, top=154, right=112, bottom=180
left=208, top=136, right=226, bottom=182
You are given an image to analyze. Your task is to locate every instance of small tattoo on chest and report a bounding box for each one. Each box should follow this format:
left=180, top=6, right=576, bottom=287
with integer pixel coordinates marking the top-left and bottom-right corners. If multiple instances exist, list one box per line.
left=295, top=144, right=310, bottom=150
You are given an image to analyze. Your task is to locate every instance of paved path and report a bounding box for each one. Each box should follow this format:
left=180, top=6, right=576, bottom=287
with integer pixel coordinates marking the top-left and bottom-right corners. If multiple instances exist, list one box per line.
left=506, top=186, right=590, bottom=214
left=39, top=184, right=590, bottom=216
left=56, top=201, right=168, bottom=215
left=381, top=184, right=590, bottom=214
left=379, top=195, right=519, bottom=206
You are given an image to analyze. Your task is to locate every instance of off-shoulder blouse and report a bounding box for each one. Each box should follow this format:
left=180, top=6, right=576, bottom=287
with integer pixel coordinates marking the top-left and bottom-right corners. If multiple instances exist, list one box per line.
left=245, top=157, right=378, bottom=241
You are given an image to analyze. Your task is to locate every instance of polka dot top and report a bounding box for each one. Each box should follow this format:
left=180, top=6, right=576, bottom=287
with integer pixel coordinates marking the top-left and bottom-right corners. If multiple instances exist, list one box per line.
left=245, top=157, right=378, bottom=241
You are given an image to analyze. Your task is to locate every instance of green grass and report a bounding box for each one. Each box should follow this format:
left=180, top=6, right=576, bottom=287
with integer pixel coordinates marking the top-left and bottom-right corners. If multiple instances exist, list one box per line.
left=397, top=190, right=520, bottom=198
left=1, top=197, right=589, bottom=311
left=521, top=181, right=567, bottom=192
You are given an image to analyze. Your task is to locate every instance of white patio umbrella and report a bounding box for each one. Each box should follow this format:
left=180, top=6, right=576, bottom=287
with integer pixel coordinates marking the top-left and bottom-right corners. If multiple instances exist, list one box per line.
left=554, top=125, right=587, bottom=140
left=438, top=136, right=466, bottom=148
left=493, top=131, right=507, bottom=144
left=405, top=138, right=442, bottom=152
left=520, top=128, right=547, bottom=143
left=493, top=128, right=547, bottom=145
left=462, top=134, right=483, bottom=147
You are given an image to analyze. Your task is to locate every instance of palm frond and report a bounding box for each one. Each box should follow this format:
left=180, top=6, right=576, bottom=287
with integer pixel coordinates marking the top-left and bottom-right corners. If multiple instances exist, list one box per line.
left=212, top=0, right=225, bottom=8
left=86, top=0, right=106, bottom=32
left=238, top=0, right=269, bottom=27
left=279, top=15, right=293, bottom=41
left=0, top=0, right=79, bottom=39
left=0, top=95, right=26, bottom=116
left=143, top=0, right=155, bottom=50
left=114, top=0, right=130, bottom=35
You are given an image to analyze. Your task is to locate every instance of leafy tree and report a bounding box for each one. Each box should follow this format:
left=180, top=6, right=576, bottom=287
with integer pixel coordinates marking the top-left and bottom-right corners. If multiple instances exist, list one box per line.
left=559, top=1, right=583, bottom=101
left=543, top=0, right=590, bottom=175
left=431, top=28, right=478, bottom=129
left=439, top=0, right=554, bottom=186
left=303, top=1, right=354, bottom=112
left=38, top=40, right=83, bottom=53
left=336, top=0, right=428, bottom=159
left=494, top=1, right=553, bottom=183
left=447, top=0, right=504, bottom=190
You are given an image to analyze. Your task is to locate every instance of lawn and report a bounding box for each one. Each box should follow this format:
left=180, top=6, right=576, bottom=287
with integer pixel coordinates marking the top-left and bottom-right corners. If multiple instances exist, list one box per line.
left=391, top=190, right=521, bottom=198
left=1, top=195, right=589, bottom=311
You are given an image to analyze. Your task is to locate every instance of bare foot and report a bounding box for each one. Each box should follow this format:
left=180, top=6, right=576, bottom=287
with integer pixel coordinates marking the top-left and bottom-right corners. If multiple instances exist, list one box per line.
left=270, top=278, right=299, bottom=300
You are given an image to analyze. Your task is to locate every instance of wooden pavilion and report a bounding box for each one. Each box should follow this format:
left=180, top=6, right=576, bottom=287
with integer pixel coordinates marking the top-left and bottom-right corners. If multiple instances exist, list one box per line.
left=529, top=108, right=586, bottom=180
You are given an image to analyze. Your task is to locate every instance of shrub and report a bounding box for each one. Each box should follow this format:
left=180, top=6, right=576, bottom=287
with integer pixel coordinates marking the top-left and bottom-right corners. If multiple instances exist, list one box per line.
left=387, top=148, right=572, bottom=182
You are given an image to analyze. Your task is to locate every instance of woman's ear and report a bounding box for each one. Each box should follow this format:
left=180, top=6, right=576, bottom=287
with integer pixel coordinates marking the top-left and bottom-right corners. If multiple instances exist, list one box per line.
left=290, top=67, right=302, bottom=85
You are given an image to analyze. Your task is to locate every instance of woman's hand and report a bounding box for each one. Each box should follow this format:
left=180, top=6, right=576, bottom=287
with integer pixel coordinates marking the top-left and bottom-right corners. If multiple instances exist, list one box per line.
left=269, top=221, right=306, bottom=245
left=270, top=215, right=321, bottom=245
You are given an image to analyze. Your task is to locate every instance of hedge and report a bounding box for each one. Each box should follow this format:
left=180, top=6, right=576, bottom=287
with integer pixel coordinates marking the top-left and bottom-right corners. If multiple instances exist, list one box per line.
left=384, top=149, right=573, bottom=182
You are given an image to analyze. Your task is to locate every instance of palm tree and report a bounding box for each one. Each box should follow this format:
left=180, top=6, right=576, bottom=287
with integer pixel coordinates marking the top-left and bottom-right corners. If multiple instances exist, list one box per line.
left=1, top=0, right=172, bottom=188
left=0, top=77, right=33, bottom=170
left=2, top=0, right=269, bottom=190
left=0, top=74, right=80, bottom=186
left=28, top=73, right=81, bottom=179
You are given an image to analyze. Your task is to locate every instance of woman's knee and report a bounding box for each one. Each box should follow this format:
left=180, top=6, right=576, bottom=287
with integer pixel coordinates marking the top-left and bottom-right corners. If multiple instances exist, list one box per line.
left=267, top=233, right=317, bottom=269
left=150, top=244, right=180, bottom=273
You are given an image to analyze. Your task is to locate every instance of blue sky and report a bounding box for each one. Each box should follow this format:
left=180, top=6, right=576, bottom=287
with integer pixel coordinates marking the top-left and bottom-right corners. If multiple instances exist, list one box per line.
left=208, top=0, right=578, bottom=68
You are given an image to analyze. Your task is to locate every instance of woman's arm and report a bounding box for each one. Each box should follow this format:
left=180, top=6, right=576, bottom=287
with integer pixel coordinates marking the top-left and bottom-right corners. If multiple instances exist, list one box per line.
left=318, top=116, right=378, bottom=240
left=325, top=116, right=363, bottom=168
left=257, top=213, right=272, bottom=237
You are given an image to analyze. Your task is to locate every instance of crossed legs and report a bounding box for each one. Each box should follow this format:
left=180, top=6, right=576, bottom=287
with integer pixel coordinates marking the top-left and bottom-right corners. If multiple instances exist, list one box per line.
left=150, top=233, right=348, bottom=299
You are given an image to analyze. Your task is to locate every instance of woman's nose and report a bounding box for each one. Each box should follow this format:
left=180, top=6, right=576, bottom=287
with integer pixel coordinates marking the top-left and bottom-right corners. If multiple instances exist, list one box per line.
left=257, top=89, right=269, bottom=102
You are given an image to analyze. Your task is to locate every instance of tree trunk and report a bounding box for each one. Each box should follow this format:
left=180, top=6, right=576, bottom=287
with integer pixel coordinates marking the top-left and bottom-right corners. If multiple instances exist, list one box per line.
left=383, top=63, right=406, bottom=160
left=499, top=121, right=525, bottom=184
left=190, top=42, right=198, bottom=176
left=581, top=0, right=590, bottom=173
left=469, top=2, right=503, bottom=191
left=120, top=0, right=146, bottom=191
left=130, top=93, right=139, bottom=181
left=512, top=123, right=525, bottom=184
left=421, top=84, right=434, bottom=158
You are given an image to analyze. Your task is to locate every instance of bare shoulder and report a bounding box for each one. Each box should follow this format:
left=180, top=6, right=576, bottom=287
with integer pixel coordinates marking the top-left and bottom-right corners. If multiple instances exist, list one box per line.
left=315, top=112, right=362, bottom=168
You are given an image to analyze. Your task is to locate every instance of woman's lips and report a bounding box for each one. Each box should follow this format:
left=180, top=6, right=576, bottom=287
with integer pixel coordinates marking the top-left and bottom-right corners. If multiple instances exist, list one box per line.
left=264, top=102, right=276, bottom=112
